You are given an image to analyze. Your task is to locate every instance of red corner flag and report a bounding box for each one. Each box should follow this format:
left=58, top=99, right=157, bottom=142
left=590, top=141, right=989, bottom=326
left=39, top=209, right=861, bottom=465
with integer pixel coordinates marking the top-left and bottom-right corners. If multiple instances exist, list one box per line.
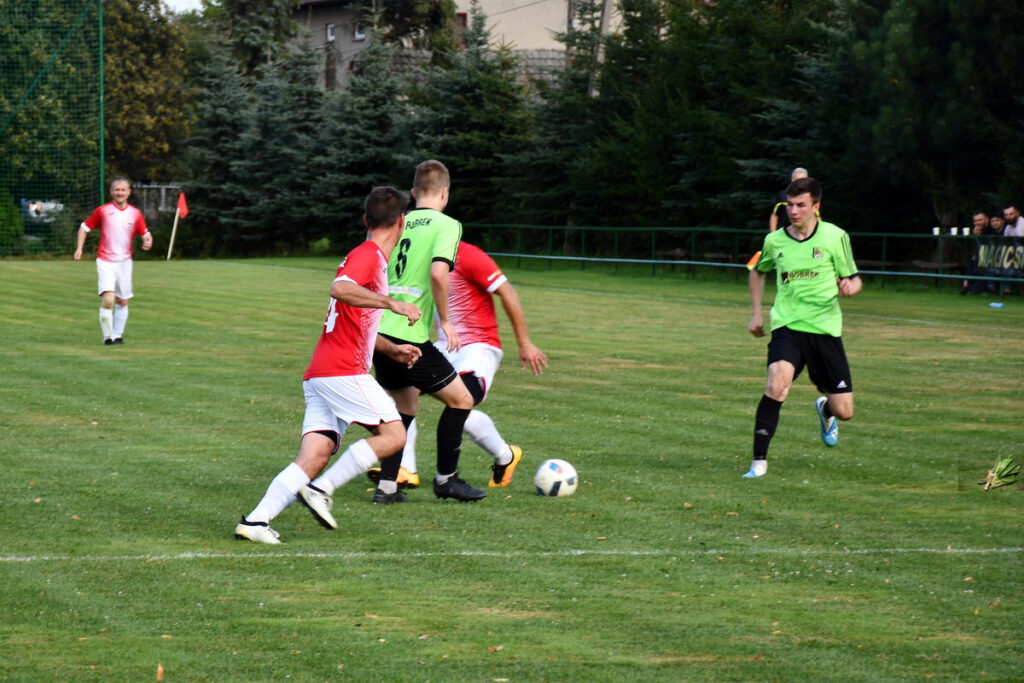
left=176, top=192, right=188, bottom=218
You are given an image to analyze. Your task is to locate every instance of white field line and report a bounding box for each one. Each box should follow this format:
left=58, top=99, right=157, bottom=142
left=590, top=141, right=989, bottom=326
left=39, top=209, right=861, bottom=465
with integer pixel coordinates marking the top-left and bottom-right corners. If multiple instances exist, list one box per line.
left=1, top=546, right=1020, bottom=564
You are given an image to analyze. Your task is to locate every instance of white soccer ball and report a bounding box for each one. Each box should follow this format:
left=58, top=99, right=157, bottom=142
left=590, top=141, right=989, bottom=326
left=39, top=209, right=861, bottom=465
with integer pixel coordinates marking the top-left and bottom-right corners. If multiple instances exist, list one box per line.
left=533, top=459, right=578, bottom=497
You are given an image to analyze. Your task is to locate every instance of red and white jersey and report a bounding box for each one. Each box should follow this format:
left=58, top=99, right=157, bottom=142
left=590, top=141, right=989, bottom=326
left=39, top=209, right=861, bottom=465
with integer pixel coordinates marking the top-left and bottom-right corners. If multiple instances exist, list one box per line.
left=81, top=203, right=148, bottom=262
left=438, top=242, right=507, bottom=349
left=304, top=240, right=388, bottom=379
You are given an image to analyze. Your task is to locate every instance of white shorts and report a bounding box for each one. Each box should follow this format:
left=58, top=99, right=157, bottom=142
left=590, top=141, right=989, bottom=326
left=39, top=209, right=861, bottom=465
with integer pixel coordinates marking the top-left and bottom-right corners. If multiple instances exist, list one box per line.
left=301, top=375, right=400, bottom=441
left=96, top=258, right=133, bottom=299
left=435, top=341, right=503, bottom=400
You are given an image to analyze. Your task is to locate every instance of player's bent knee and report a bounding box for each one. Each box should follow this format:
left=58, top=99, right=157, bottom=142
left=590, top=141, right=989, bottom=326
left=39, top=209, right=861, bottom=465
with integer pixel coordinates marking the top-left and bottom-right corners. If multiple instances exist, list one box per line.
left=765, top=384, right=790, bottom=403
left=830, top=397, right=854, bottom=421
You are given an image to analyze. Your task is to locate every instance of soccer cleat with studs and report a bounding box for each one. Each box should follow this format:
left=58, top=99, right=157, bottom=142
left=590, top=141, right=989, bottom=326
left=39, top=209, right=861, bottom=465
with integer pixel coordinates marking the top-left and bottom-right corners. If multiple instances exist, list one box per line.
left=366, top=466, right=420, bottom=489
left=433, top=474, right=486, bottom=502
left=742, top=459, right=767, bottom=478
left=234, top=517, right=282, bottom=544
left=815, top=396, right=838, bottom=447
left=371, top=488, right=409, bottom=504
left=298, top=484, right=337, bottom=529
left=490, top=445, right=523, bottom=488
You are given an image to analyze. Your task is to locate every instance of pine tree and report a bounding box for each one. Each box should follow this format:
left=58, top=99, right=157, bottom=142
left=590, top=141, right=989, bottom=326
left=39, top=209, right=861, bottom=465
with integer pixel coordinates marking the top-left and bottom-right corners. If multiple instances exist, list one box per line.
left=406, top=0, right=532, bottom=224
left=504, top=0, right=604, bottom=232
left=226, top=46, right=323, bottom=254
left=185, top=47, right=253, bottom=255
left=311, top=36, right=410, bottom=249
left=217, top=0, right=301, bottom=76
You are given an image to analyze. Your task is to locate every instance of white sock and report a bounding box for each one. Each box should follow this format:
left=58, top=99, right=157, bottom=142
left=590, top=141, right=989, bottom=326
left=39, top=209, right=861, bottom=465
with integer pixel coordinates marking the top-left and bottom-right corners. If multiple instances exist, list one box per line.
left=311, top=439, right=378, bottom=495
left=399, top=418, right=418, bottom=474
left=113, top=304, right=128, bottom=339
left=749, top=459, right=768, bottom=476
left=435, top=472, right=454, bottom=486
left=246, top=462, right=309, bottom=524
left=377, top=479, right=398, bottom=494
left=99, top=307, right=114, bottom=339
left=464, top=409, right=512, bottom=465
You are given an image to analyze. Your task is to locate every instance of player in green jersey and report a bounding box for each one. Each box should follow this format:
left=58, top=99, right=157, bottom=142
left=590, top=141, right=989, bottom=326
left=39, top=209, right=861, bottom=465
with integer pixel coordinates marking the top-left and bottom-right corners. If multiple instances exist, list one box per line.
left=371, top=160, right=484, bottom=502
left=744, top=176, right=862, bottom=478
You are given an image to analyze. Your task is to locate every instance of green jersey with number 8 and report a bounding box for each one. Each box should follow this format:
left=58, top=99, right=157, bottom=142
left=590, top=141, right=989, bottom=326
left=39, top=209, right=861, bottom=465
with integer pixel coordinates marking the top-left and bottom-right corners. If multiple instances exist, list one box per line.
left=378, top=207, right=462, bottom=343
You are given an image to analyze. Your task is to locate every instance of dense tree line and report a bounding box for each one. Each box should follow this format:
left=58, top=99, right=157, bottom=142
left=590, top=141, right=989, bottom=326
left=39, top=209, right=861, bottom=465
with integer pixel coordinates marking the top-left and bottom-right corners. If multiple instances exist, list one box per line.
left=8, top=0, right=1024, bottom=257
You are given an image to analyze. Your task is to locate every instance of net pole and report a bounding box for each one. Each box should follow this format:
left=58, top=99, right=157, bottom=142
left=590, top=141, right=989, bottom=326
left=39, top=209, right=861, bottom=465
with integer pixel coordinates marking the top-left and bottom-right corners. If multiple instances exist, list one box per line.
left=98, top=0, right=105, bottom=203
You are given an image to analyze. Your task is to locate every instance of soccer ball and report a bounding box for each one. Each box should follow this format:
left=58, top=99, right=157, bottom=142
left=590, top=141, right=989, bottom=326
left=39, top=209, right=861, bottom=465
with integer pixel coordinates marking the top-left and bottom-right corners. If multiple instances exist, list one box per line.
left=533, top=459, right=578, bottom=497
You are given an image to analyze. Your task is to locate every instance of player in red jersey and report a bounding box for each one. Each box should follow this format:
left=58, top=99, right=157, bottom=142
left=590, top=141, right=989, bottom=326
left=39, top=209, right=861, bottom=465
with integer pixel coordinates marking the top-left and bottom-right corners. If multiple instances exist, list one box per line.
left=371, top=241, right=548, bottom=489
left=235, top=187, right=422, bottom=544
left=73, top=177, right=153, bottom=344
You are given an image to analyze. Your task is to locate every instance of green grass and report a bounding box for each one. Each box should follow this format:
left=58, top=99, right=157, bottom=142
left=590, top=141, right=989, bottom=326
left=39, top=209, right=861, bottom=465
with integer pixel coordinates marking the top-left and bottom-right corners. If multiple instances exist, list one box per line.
left=1, top=257, right=1021, bottom=681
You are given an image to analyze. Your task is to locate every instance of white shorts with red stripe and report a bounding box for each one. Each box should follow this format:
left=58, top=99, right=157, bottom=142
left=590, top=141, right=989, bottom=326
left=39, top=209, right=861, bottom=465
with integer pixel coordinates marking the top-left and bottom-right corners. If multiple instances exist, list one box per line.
left=434, top=341, right=503, bottom=400
left=301, top=375, right=400, bottom=440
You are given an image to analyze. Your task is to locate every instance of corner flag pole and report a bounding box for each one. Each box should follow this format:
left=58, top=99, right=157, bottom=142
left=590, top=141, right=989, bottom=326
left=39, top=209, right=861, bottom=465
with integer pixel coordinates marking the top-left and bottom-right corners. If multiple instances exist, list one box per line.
left=167, top=192, right=187, bottom=260
left=166, top=209, right=180, bottom=261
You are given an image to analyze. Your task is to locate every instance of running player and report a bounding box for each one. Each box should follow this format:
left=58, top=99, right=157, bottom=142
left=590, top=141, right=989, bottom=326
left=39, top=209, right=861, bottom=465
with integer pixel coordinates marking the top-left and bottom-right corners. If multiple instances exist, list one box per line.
left=234, top=186, right=421, bottom=544
left=745, top=176, right=861, bottom=478
left=370, top=241, right=547, bottom=489
left=371, top=160, right=484, bottom=503
left=73, top=176, right=153, bottom=344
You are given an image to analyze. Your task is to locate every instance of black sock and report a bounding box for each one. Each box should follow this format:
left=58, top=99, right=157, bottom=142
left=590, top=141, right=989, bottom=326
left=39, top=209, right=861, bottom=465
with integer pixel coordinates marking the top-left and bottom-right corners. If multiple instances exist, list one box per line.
left=754, top=395, right=783, bottom=459
left=379, top=413, right=415, bottom=481
left=436, top=407, right=470, bottom=476
left=820, top=399, right=834, bottom=420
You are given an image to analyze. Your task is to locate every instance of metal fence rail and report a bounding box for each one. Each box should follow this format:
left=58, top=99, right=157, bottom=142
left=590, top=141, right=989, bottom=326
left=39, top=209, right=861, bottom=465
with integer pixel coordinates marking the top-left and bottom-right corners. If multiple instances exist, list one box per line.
left=467, top=224, right=1024, bottom=289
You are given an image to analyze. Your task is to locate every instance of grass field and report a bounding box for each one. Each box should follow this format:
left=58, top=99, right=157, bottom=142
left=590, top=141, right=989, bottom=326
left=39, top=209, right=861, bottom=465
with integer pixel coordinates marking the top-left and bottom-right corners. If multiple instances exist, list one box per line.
left=1, top=257, right=1022, bottom=682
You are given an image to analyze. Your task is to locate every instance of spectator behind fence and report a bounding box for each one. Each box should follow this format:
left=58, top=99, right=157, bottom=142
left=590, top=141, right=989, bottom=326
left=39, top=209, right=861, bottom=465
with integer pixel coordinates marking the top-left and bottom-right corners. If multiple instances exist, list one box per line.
left=988, top=214, right=1006, bottom=235
left=963, top=211, right=995, bottom=295
left=768, top=167, right=808, bottom=232
left=1003, top=205, right=1024, bottom=237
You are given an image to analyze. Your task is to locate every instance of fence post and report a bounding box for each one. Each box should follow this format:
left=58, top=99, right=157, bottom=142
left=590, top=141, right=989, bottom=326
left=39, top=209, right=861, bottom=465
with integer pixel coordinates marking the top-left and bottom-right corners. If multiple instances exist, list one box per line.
left=651, top=229, right=656, bottom=276
left=689, top=230, right=696, bottom=279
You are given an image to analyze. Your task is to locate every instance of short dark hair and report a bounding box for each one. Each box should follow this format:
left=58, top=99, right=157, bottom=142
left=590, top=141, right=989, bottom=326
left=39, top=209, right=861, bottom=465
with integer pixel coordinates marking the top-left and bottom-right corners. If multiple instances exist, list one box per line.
left=786, top=176, right=822, bottom=203
left=109, top=175, right=131, bottom=190
left=364, top=186, right=410, bottom=229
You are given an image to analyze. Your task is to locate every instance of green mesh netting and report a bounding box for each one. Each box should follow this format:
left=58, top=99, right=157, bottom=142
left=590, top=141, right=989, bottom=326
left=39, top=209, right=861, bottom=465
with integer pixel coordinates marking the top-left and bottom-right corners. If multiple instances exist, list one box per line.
left=1, top=0, right=102, bottom=256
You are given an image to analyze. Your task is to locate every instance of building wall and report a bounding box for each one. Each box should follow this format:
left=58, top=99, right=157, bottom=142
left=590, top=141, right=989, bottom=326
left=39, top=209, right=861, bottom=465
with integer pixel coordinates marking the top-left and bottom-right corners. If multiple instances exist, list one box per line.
left=293, top=2, right=364, bottom=89
left=461, top=0, right=570, bottom=50
left=293, top=0, right=618, bottom=89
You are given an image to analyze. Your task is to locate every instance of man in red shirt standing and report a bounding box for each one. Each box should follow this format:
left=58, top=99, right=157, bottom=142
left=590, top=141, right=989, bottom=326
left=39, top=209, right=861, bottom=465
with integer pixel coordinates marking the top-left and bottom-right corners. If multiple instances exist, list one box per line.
left=74, top=176, right=153, bottom=344
left=235, top=186, right=422, bottom=544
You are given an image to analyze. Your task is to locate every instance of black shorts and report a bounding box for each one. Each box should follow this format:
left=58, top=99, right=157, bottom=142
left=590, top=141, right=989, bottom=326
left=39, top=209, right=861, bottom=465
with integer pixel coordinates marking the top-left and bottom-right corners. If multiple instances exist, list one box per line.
left=373, top=334, right=458, bottom=394
left=767, top=326, right=853, bottom=394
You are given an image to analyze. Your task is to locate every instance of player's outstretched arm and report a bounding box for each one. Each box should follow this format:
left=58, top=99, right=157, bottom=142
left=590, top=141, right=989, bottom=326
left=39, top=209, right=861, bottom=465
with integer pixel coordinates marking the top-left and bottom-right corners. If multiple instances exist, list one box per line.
left=330, top=280, right=420, bottom=325
left=494, top=282, right=547, bottom=375
left=748, top=269, right=767, bottom=337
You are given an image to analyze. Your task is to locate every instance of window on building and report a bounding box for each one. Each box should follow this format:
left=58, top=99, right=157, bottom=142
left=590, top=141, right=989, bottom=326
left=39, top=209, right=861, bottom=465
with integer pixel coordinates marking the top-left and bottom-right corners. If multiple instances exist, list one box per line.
left=353, top=22, right=367, bottom=41
left=325, top=23, right=335, bottom=43
left=454, top=13, right=467, bottom=47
